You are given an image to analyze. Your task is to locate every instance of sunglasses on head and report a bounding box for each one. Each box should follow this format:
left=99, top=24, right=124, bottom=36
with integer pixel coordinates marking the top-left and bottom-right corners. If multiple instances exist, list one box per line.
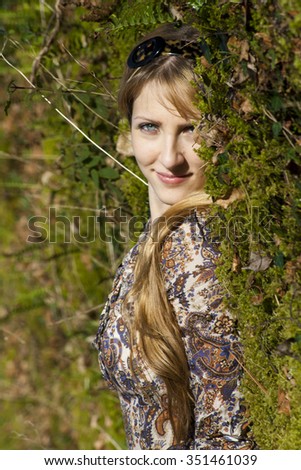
left=127, top=36, right=208, bottom=69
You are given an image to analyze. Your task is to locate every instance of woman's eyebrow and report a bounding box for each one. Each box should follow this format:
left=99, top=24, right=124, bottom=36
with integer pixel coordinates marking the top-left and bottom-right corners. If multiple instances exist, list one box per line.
left=133, top=116, right=193, bottom=126
left=132, top=115, right=160, bottom=121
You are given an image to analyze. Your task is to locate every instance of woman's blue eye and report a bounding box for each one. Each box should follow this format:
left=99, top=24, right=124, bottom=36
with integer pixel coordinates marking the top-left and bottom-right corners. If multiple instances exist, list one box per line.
left=184, top=125, right=195, bottom=133
left=139, top=123, right=158, bottom=132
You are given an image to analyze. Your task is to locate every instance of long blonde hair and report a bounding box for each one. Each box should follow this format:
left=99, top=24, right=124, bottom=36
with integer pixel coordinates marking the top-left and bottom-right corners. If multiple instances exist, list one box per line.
left=119, top=24, right=211, bottom=444
left=128, top=195, right=212, bottom=443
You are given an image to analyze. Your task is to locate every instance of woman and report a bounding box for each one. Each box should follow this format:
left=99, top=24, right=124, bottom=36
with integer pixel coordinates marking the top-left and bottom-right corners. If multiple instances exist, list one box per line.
left=94, top=23, right=255, bottom=450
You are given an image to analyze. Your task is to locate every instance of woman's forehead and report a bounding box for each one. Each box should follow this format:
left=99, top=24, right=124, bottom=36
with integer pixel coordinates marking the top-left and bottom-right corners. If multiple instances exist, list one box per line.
left=134, top=81, right=170, bottom=103
left=133, top=80, right=200, bottom=120
left=133, top=82, right=180, bottom=113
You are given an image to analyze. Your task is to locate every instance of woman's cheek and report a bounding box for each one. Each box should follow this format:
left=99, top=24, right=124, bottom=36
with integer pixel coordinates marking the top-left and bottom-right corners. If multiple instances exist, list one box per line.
left=136, top=144, right=155, bottom=167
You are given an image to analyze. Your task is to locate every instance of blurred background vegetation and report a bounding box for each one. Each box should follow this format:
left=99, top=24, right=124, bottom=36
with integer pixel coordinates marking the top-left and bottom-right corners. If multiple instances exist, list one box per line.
left=0, top=0, right=300, bottom=449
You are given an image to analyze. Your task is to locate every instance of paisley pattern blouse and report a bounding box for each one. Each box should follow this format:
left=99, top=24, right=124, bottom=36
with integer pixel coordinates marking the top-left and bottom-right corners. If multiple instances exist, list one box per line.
left=94, top=211, right=254, bottom=450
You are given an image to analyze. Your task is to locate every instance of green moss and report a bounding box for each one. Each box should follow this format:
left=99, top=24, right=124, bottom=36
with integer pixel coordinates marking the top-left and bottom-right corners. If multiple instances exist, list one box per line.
left=180, top=0, right=301, bottom=448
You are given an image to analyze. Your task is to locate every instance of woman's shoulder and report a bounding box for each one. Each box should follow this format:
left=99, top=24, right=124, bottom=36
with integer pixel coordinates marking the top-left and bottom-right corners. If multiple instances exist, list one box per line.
left=160, top=209, right=220, bottom=274
left=163, top=209, right=218, bottom=251
left=160, top=210, right=221, bottom=301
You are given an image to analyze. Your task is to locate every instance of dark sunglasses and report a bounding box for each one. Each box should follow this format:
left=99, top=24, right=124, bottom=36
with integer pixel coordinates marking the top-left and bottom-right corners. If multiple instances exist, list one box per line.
left=127, top=36, right=208, bottom=69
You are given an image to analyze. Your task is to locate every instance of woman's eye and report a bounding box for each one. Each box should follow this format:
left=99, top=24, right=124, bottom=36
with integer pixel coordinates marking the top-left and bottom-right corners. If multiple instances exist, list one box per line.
left=183, top=125, right=195, bottom=134
left=139, top=123, right=158, bottom=133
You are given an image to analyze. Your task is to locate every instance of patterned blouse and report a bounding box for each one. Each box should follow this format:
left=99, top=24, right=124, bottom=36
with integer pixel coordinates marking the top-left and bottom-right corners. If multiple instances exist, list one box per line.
left=94, top=211, right=254, bottom=450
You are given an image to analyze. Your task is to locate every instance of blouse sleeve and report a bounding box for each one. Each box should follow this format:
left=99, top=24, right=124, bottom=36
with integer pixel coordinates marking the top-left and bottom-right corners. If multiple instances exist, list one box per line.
left=161, top=214, right=255, bottom=450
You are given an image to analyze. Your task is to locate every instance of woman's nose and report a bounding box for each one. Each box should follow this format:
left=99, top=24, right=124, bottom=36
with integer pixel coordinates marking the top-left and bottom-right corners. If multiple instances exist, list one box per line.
left=158, top=135, right=185, bottom=169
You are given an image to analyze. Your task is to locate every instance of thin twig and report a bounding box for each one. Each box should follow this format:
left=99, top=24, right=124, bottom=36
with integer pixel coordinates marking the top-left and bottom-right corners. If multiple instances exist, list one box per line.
left=51, top=204, right=103, bottom=212
left=262, top=106, right=296, bottom=149
left=39, top=0, right=47, bottom=29
left=0, top=50, right=147, bottom=186
left=48, top=303, right=105, bottom=325
left=9, top=82, right=113, bottom=97
left=95, top=424, right=123, bottom=450
left=39, top=61, right=119, bottom=130
left=59, top=41, right=116, bottom=102
left=0, top=150, right=58, bottom=161
left=0, top=327, right=26, bottom=344
left=232, top=351, right=269, bottom=396
left=31, top=0, right=64, bottom=83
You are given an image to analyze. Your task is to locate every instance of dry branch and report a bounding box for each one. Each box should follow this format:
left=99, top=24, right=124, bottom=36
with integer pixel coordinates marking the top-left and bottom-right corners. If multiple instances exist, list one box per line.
left=30, top=0, right=64, bottom=84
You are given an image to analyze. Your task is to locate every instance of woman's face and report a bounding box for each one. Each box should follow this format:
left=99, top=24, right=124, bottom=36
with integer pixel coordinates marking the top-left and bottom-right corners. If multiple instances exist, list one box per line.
left=131, top=82, right=206, bottom=220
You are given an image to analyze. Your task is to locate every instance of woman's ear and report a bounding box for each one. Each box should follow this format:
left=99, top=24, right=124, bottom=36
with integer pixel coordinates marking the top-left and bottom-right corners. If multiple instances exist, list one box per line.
left=116, top=131, right=134, bottom=156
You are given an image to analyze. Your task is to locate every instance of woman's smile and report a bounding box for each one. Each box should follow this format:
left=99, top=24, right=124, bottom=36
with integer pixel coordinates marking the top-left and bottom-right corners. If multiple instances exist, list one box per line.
left=131, top=82, right=206, bottom=219
left=155, top=171, right=193, bottom=184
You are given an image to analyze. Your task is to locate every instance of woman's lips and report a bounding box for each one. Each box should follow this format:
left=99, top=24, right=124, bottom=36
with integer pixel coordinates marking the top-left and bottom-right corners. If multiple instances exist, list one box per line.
left=156, top=172, right=191, bottom=184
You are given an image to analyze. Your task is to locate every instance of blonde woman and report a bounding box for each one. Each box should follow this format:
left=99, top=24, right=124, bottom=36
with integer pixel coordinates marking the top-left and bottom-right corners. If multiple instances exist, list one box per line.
left=94, top=23, right=255, bottom=450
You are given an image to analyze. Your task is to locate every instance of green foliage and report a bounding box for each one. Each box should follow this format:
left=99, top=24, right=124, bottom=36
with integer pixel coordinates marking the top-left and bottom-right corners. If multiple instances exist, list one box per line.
left=0, top=0, right=129, bottom=450
left=108, top=0, right=171, bottom=34
left=184, top=0, right=301, bottom=449
left=1, top=0, right=300, bottom=450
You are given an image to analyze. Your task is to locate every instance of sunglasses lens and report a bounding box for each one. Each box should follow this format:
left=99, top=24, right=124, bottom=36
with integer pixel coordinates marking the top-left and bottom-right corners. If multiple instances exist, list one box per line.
left=127, top=37, right=166, bottom=68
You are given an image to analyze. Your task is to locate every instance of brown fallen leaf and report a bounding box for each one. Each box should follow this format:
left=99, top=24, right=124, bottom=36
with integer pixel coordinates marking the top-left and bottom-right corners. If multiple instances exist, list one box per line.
left=254, top=32, right=273, bottom=49
left=278, top=388, right=291, bottom=416
left=251, top=293, right=264, bottom=305
left=242, top=251, right=272, bottom=272
left=232, top=252, right=241, bottom=273
left=227, top=37, right=249, bottom=61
